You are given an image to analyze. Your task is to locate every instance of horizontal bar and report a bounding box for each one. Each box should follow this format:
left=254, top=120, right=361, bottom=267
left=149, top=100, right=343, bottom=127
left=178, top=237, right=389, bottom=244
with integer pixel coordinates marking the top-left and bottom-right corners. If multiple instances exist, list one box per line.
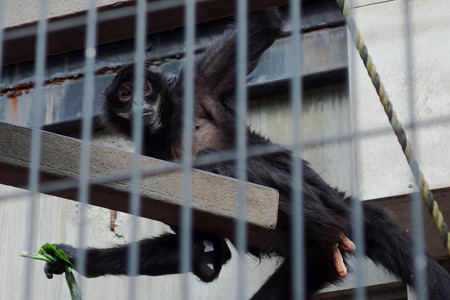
left=0, top=122, right=279, bottom=247
left=3, top=0, right=287, bottom=65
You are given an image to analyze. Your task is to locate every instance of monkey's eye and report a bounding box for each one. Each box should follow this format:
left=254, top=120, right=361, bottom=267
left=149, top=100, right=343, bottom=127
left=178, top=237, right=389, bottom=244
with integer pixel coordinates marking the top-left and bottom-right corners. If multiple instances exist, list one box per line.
left=118, top=85, right=133, bottom=102
left=144, top=81, right=153, bottom=96
left=120, top=90, right=131, bottom=97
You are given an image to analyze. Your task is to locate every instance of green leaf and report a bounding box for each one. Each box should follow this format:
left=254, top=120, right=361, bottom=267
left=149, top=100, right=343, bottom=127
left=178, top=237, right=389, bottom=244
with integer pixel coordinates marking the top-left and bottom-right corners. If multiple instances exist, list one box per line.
left=19, top=251, right=53, bottom=263
left=65, top=267, right=82, bottom=300
left=55, top=249, right=74, bottom=268
left=20, top=243, right=82, bottom=300
left=37, top=243, right=59, bottom=263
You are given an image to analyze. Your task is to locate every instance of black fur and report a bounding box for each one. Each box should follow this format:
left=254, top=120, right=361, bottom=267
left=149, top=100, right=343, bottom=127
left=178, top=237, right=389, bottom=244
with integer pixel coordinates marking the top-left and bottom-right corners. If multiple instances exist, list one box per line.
left=45, top=8, right=450, bottom=299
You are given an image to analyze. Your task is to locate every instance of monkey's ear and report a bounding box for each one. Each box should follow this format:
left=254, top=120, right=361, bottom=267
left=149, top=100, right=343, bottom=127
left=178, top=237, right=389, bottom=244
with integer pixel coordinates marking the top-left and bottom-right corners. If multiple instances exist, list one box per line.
left=194, top=8, right=282, bottom=99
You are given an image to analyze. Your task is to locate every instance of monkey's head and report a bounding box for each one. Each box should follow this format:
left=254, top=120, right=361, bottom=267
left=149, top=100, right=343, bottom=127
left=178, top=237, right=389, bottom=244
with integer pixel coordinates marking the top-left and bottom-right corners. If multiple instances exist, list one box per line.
left=102, top=65, right=175, bottom=136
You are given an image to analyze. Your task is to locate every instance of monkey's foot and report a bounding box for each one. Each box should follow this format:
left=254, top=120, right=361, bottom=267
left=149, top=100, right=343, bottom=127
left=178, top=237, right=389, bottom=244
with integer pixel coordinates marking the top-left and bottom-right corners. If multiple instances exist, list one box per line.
left=332, top=235, right=356, bottom=278
left=192, top=238, right=231, bottom=282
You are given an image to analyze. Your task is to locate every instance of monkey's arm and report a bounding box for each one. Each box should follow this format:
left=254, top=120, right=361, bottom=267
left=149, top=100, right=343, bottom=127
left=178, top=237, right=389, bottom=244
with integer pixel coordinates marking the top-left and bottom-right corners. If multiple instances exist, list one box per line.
left=193, top=8, right=282, bottom=100
left=44, top=232, right=231, bottom=282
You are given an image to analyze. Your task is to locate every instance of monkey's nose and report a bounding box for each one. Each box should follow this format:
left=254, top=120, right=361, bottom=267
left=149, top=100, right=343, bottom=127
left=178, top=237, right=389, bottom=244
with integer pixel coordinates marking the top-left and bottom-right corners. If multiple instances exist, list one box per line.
left=133, top=98, right=152, bottom=113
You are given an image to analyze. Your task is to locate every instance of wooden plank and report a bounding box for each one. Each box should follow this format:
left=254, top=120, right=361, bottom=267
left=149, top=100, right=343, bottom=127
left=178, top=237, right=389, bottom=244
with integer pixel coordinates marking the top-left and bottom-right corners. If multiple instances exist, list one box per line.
left=3, top=0, right=287, bottom=65
left=0, top=122, right=279, bottom=247
left=370, top=188, right=450, bottom=260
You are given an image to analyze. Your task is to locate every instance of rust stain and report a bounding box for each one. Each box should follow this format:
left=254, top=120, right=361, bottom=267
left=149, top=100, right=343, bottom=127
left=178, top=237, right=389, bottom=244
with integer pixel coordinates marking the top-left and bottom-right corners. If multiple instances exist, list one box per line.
left=0, top=58, right=176, bottom=98
left=10, top=96, right=19, bottom=123
left=110, top=210, right=117, bottom=231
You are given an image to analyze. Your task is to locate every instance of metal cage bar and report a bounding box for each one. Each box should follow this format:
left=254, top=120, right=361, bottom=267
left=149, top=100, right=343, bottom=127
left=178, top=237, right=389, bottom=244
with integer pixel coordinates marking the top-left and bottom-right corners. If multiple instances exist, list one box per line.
left=235, top=0, right=249, bottom=299
left=23, top=0, right=48, bottom=299
left=347, top=6, right=367, bottom=300
left=75, top=0, right=98, bottom=291
left=401, top=0, right=427, bottom=298
left=180, top=0, right=196, bottom=299
left=288, top=1, right=305, bottom=300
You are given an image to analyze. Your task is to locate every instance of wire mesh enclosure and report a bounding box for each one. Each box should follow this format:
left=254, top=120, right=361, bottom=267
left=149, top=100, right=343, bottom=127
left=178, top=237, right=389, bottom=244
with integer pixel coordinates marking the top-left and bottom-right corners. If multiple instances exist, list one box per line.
left=1, top=0, right=450, bottom=300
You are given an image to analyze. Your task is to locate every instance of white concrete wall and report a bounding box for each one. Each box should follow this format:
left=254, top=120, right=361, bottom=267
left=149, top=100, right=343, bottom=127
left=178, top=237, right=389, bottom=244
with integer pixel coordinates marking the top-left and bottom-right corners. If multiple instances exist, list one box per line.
left=350, top=0, right=450, bottom=200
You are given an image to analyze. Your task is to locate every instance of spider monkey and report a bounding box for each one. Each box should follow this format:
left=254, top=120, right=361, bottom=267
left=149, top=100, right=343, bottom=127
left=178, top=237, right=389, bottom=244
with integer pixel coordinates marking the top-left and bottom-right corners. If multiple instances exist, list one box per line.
left=44, top=8, right=450, bottom=299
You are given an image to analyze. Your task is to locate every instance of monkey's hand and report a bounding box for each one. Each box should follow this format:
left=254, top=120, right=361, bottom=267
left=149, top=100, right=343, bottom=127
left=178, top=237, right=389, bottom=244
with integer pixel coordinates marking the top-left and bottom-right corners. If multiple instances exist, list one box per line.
left=332, top=234, right=356, bottom=278
left=44, top=244, right=76, bottom=279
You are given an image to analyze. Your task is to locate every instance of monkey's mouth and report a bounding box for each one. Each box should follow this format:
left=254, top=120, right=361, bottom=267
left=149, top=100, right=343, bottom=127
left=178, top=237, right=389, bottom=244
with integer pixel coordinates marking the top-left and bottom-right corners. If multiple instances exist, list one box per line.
left=114, top=110, right=152, bottom=119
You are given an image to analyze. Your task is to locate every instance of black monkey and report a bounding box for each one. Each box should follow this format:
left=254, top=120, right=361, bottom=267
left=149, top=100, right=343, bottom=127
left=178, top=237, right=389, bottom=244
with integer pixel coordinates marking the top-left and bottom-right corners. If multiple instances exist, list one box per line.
left=45, top=8, right=450, bottom=299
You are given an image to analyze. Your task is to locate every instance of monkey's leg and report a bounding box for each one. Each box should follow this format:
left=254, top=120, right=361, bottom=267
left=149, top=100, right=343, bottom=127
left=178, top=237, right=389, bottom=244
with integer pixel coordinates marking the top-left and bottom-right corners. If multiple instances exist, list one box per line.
left=44, top=232, right=231, bottom=282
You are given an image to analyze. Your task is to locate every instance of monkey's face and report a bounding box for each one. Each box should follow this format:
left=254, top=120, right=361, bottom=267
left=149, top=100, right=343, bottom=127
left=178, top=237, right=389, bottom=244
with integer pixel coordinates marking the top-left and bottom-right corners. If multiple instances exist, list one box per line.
left=104, top=66, right=168, bottom=134
left=113, top=79, right=164, bottom=130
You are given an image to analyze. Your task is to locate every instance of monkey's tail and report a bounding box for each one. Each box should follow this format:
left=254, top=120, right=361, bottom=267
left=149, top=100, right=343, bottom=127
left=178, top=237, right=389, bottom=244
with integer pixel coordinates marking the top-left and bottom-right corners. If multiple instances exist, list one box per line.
left=361, top=201, right=450, bottom=299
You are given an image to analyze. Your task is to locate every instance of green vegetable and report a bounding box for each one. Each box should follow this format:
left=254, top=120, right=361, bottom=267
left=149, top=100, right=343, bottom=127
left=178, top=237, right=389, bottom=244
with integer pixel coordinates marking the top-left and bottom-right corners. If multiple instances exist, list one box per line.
left=20, top=243, right=82, bottom=300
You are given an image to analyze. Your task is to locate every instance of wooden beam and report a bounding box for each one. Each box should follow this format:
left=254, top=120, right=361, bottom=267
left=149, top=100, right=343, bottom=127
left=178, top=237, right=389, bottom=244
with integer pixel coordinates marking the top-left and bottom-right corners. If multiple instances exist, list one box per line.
left=370, top=188, right=450, bottom=260
left=3, top=121, right=445, bottom=259
left=0, top=122, right=279, bottom=247
left=3, top=0, right=287, bottom=65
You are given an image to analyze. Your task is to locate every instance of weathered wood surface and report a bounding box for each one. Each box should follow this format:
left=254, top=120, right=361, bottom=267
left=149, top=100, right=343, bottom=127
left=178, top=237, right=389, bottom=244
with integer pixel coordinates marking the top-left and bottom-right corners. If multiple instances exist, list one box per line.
left=370, top=188, right=450, bottom=261
left=0, top=122, right=279, bottom=247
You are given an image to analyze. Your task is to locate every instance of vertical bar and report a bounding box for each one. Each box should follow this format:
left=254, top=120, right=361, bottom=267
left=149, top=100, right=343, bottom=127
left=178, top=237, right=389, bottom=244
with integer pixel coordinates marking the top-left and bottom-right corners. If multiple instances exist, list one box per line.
left=347, top=6, right=366, bottom=300
left=288, top=2, right=305, bottom=300
left=127, top=0, right=148, bottom=299
left=402, top=1, right=427, bottom=299
left=75, top=0, right=98, bottom=294
left=180, top=0, right=196, bottom=299
left=23, top=0, right=48, bottom=299
left=235, top=1, right=248, bottom=299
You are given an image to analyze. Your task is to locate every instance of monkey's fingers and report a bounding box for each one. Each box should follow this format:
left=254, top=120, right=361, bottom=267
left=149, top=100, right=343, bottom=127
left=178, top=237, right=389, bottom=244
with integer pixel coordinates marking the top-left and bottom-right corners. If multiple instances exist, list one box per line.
left=332, top=243, right=348, bottom=278
left=339, top=234, right=356, bottom=253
